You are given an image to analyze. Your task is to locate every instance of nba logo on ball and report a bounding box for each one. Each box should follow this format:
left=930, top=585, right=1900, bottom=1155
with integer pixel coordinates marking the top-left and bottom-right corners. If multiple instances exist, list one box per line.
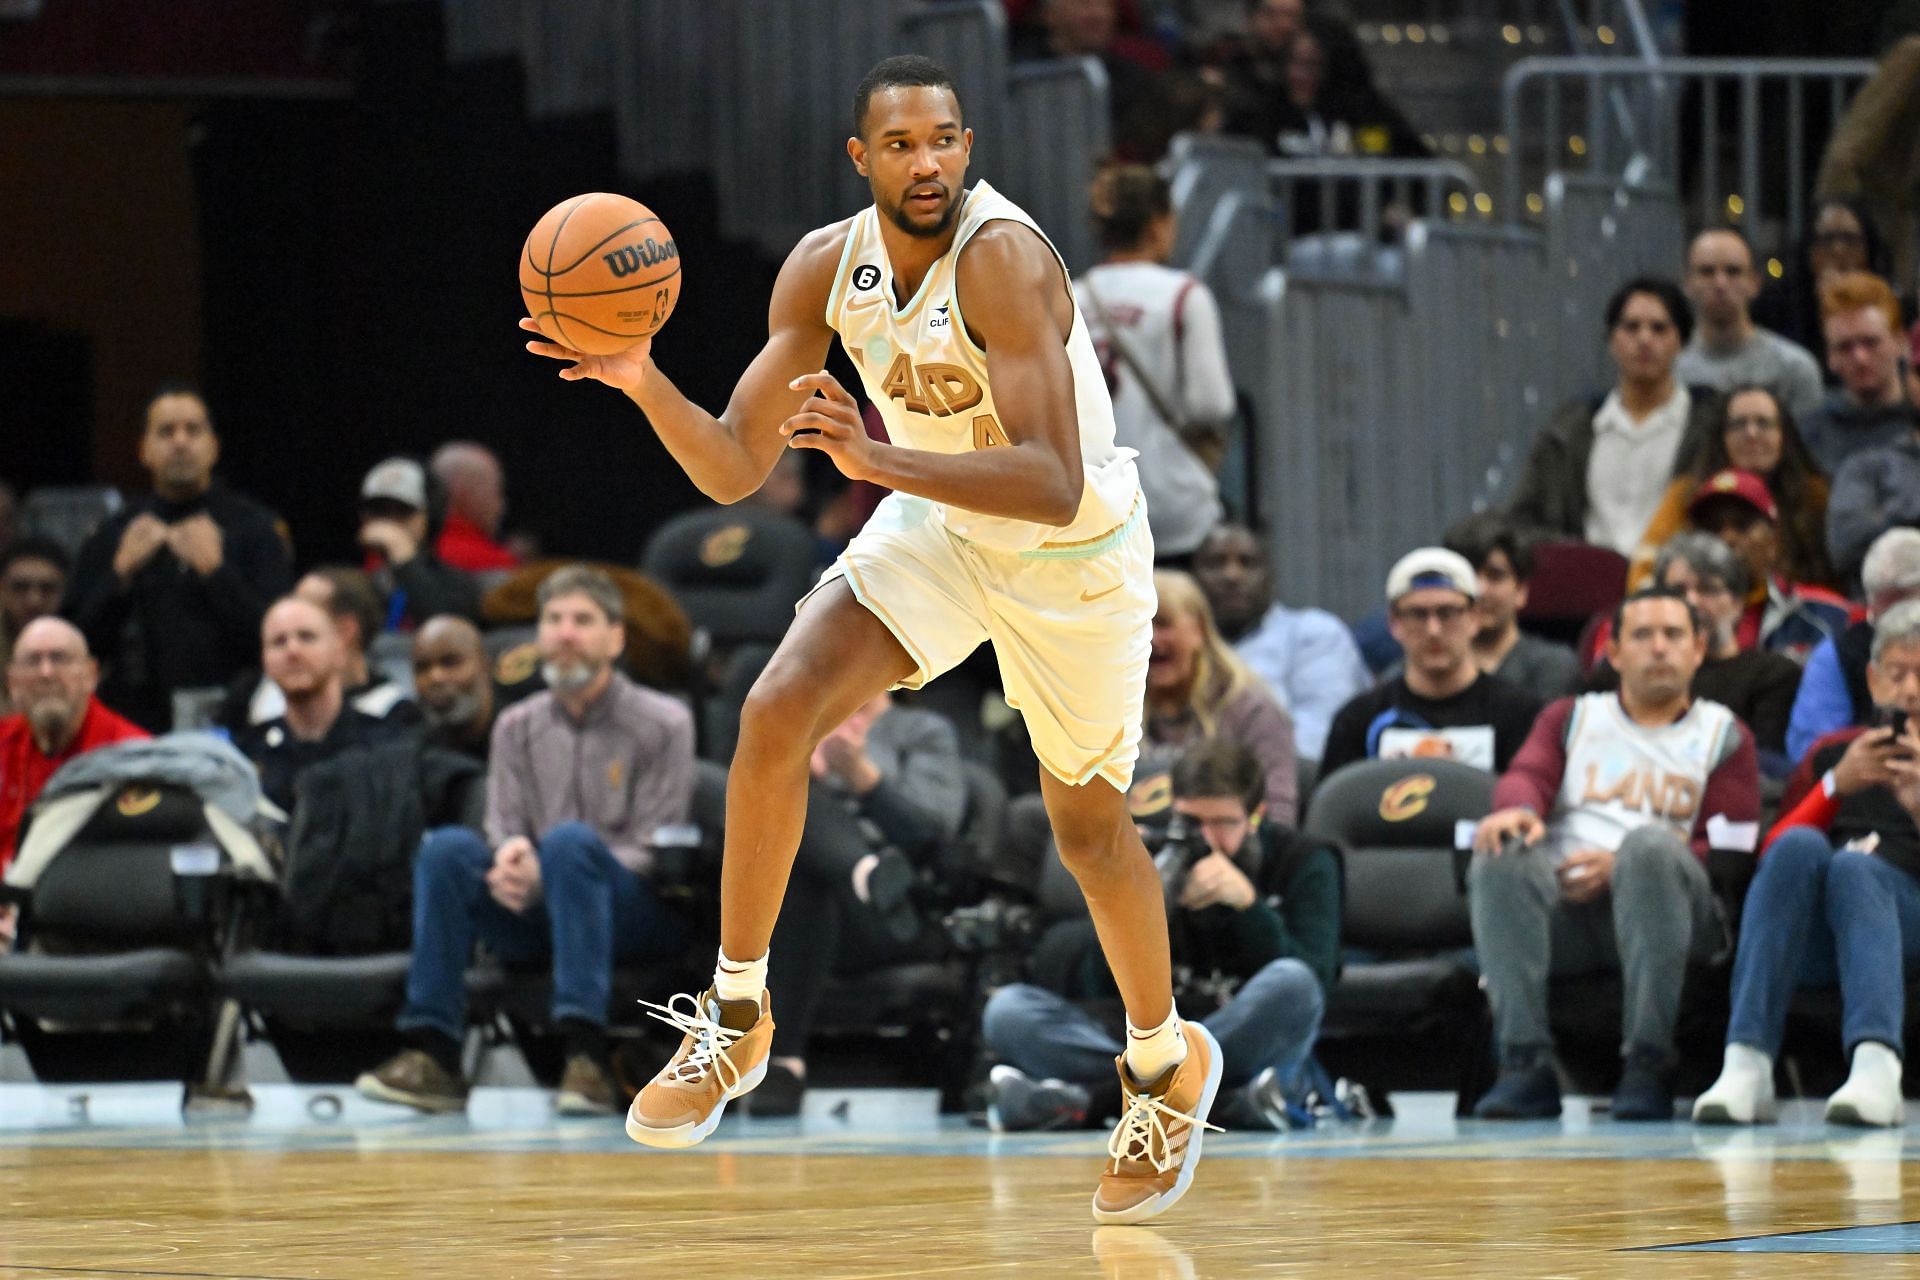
left=520, top=192, right=682, bottom=355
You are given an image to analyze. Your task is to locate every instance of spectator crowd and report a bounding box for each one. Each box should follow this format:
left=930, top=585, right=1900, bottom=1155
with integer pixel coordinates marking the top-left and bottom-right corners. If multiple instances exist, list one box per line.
left=8, top=4, right=1920, bottom=1135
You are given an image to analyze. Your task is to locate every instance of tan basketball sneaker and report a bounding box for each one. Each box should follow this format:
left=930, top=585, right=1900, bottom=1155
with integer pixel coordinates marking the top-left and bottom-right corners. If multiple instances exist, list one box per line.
left=1091, top=1021, right=1224, bottom=1225
left=625, top=988, right=773, bottom=1149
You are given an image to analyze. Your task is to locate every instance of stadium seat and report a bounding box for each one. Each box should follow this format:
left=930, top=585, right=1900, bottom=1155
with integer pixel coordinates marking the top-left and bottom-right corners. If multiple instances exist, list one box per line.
left=1304, top=757, right=1493, bottom=1107
left=0, top=782, right=260, bottom=1086
left=639, top=507, right=818, bottom=651
left=1520, top=542, right=1629, bottom=648
left=20, top=484, right=123, bottom=559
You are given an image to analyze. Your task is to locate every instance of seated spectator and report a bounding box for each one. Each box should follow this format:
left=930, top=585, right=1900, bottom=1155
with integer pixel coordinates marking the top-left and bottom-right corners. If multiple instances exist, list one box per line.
left=1077, top=165, right=1235, bottom=563
left=1693, top=598, right=1920, bottom=1129
left=235, top=597, right=405, bottom=817
left=357, top=456, right=482, bottom=630
left=1505, top=279, right=1717, bottom=556
left=1592, top=534, right=1802, bottom=771
left=1442, top=513, right=1581, bottom=703
left=1675, top=228, right=1825, bottom=420
left=221, top=567, right=415, bottom=730
left=0, top=538, right=70, bottom=717
left=1318, top=549, right=1540, bottom=785
left=1, top=618, right=148, bottom=872
left=1146, top=570, right=1297, bottom=825
left=982, top=739, right=1337, bottom=1131
left=430, top=441, right=521, bottom=574
left=1754, top=199, right=1894, bottom=377
left=1799, top=271, right=1917, bottom=478
left=1685, top=470, right=1853, bottom=664
left=1469, top=588, right=1760, bottom=1122
left=1631, top=385, right=1834, bottom=591
left=1191, top=522, right=1370, bottom=765
left=1790, top=528, right=1920, bottom=760
left=356, top=566, right=693, bottom=1116
left=411, top=616, right=508, bottom=759
left=760, top=689, right=967, bottom=1115
left=67, top=385, right=294, bottom=730
left=1254, top=14, right=1426, bottom=161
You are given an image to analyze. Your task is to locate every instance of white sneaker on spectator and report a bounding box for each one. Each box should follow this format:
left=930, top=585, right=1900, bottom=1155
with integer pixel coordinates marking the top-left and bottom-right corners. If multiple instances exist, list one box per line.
left=1693, top=1044, right=1777, bottom=1125
left=1825, top=1042, right=1906, bottom=1128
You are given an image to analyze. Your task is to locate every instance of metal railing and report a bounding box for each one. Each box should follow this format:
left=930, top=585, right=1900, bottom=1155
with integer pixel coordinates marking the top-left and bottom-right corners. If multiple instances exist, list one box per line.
left=1000, top=58, right=1110, bottom=272
left=1268, top=158, right=1481, bottom=245
left=1500, top=56, right=1875, bottom=245
left=1347, top=0, right=1659, bottom=53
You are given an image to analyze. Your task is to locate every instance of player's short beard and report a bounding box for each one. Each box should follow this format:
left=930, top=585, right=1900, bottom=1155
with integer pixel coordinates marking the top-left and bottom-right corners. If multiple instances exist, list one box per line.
left=884, top=187, right=957, bottom=239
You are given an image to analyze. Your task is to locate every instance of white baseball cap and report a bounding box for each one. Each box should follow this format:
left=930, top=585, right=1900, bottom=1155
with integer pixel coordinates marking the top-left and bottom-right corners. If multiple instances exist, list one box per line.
left=360, top=457, right=428, bottom=510
left=1385, top=547, right=1477, bottom=603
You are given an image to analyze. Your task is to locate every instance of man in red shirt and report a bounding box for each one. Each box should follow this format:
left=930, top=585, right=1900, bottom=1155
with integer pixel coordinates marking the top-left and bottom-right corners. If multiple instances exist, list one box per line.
left=430, top=442, right=520, bottom=573
left=1, top=617, right=149, bottom=874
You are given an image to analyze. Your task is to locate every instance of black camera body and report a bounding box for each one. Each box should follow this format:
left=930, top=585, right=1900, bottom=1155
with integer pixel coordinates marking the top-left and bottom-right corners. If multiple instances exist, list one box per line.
left=1151, top=813, right=1215, bottom=906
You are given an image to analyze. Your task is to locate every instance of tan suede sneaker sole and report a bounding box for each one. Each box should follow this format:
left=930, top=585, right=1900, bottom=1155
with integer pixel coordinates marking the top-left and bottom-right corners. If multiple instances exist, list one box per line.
left=1091, top=1021, right=1224, bottom=1225
left=625, top=989, right=773, bottom=1149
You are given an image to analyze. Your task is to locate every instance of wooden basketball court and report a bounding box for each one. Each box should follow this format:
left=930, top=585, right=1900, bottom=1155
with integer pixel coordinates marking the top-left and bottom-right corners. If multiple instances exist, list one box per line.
left=3, top=1084, right=1916, bottom=1277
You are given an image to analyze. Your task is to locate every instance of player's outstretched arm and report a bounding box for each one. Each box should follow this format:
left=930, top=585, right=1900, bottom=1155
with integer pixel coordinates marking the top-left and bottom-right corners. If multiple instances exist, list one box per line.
left=522, top=223, right=844, bottom=505
left=783, top=223, right=1085, bottom=527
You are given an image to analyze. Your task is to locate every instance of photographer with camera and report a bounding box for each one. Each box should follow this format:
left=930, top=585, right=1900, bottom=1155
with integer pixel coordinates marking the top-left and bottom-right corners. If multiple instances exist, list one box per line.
left=1695, top=597, right=1920, bottom=1129
left=980, top=739, right=1339, bottom=1132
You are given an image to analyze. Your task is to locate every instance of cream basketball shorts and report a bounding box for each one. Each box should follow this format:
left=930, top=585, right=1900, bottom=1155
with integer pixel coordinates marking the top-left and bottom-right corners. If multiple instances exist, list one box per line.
left=799, top=492, right=1153, bottom=791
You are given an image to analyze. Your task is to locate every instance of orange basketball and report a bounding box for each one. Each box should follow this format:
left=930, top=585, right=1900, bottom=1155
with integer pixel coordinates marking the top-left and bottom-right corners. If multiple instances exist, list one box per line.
left=519, top=192, right=681, bottom=355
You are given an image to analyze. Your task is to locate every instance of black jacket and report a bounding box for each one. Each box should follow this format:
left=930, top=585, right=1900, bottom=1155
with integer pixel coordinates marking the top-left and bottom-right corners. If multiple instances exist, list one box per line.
left=68, top=486, right=294, bottom=730
left=280, top=738, right=485, bottom=953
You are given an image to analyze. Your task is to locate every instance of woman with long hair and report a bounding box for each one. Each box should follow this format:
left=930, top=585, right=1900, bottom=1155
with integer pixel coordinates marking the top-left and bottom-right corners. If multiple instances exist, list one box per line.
left=1631, top=384, right=1834, bottom=589
left=1143, top=570, right=1297, bottom=824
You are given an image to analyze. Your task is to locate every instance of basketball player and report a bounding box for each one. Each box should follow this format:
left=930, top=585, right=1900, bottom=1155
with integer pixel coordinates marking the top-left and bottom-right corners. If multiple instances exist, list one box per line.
left=521, top=56, right=1220, bottom=1224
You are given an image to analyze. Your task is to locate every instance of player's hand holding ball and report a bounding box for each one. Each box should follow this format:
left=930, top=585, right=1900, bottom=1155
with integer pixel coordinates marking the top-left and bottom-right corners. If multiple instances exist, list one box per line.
left=782, top=371, right=883, bottom=483
left=519, top=192, right=680, bottom=391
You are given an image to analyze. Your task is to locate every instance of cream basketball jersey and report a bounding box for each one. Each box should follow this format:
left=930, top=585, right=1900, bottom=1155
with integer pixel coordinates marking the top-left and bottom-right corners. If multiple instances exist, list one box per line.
left=1547, top=693, right=1741, bottom=864
left=825, top=181, right=1140, bottom=553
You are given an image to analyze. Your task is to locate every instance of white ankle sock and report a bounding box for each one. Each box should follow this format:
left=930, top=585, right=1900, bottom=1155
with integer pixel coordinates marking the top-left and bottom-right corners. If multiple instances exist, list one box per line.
left=1124, top=1005, right=1187, bottom=1083
left=712, top=948, right=767, bottom=1003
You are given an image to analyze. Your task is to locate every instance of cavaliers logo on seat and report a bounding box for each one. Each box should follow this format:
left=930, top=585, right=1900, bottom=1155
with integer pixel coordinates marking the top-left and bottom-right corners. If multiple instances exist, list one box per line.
left=1378, top=775, right=1437, bottom=823
left=699, top=525, right=751, bottom=568
left=115, top=786, right=162, bottom=818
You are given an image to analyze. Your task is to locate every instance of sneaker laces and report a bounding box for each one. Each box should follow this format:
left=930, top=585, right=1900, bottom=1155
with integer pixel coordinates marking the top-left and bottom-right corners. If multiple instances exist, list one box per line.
left=1106, top=1085, right=1223, bottom=1175
left=638, top=992, right=747, bottom=1089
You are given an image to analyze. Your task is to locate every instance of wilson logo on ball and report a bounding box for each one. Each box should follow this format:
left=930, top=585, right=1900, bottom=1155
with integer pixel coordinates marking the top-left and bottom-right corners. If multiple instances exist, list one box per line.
left=602, top=237, right=679, bottom=278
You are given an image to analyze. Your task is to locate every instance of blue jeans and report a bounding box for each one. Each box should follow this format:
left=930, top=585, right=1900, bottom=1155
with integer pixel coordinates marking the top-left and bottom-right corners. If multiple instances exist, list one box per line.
left=1726, top=826, right=1920, bottom=1059
left=981, top=959, right=1325, bottom=1090
left=397, top=824, right=690, bottom=1043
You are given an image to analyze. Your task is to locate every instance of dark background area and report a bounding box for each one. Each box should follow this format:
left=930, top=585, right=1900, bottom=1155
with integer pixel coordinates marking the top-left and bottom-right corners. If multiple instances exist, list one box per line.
left=5, top=0, right=782, bottom=568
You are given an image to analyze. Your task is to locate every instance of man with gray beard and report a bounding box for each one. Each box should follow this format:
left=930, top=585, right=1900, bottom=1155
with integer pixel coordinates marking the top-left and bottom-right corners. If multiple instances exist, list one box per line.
left=358, top=566, right=694, bottom=1118
left=1, top=618, right=148, bottom=888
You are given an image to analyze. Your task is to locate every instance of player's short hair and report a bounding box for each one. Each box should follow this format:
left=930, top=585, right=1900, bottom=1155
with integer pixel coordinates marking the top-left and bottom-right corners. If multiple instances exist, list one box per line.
left=853, top=55, right=959, bottom=138
left=1604, top=276, right=1693, bottom=345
